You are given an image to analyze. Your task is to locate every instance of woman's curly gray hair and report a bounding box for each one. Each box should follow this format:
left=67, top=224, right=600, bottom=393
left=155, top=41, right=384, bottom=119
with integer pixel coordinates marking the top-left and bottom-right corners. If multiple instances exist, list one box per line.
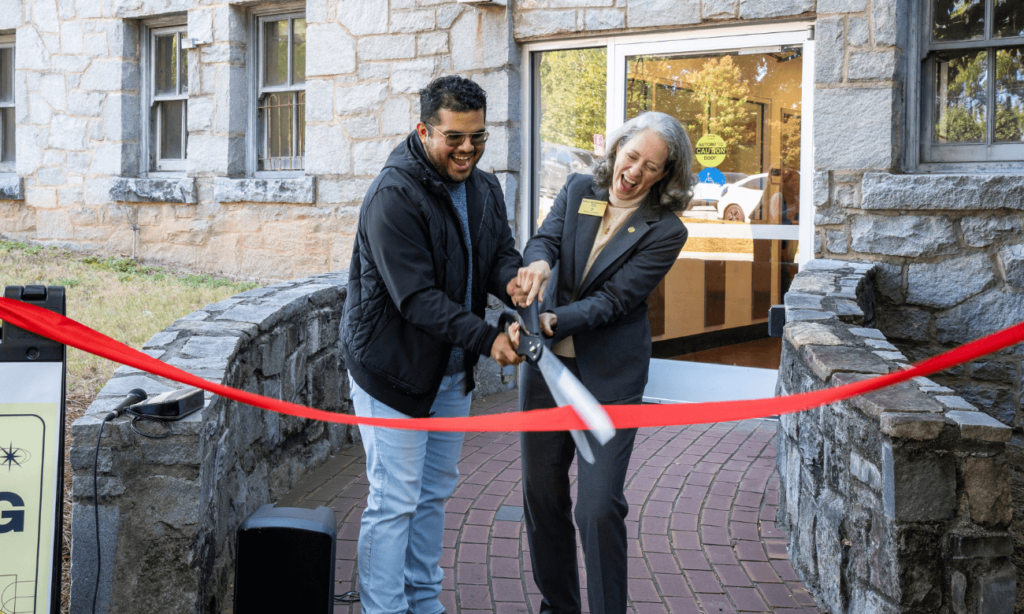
left=592, top=111, right=695, bottom=214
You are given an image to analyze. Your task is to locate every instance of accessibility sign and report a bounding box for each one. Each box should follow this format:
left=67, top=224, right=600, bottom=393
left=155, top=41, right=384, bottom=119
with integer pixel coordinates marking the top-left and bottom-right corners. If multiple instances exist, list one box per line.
left=695, top=134, right=727, bottom=168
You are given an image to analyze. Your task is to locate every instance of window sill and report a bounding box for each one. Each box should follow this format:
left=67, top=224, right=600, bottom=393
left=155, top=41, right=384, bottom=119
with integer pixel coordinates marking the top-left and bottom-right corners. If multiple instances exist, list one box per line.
left=0, top=174, right=24, bottom=200
left=214, top=176, right=316, bottom=204
left=862, top=172, right=1024, bottom=211
left=107, top=177, right=197, bottom=204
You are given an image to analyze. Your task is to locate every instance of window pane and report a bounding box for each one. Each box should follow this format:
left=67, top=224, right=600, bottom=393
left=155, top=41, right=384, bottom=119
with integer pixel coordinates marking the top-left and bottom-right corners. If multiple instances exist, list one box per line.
left=180, top=33, right=188, bottom=94
left=154, top=34, right=177, bottom=95
left=996, top=47, right=1024, bottom=142
left=2, top=107, right=14, bottom=162
left=297, top=90, right=305, bottom=158
left=934, top=49, right=988, bottom=143
left=995, top=0, right=1024, bottom=38
left=264, top=20, right=289, bottom=87
left=262, top=92, right=295, bottom=170
left=292, top=19, right=306, bottom=85
left=0, top=48, right=12, bottom=103
left=159, top=100, right=184, bottom=159
left=536, top=47, right=607, bottom=228
left=932, top=0, right=985, bottom=41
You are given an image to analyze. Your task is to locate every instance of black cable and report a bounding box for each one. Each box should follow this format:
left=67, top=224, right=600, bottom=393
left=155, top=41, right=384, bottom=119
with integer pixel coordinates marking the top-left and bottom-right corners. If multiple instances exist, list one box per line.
left=128, top=413, right=171, bottom=439
left=335, top=590, right=360, bottom=604
left=92, top=415, right=112, bottom=614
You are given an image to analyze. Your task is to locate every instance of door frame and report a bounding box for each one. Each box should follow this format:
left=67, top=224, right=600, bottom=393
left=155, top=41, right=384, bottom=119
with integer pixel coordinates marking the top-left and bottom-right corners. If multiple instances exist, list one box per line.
left=518, top=21, right=816, bottom=267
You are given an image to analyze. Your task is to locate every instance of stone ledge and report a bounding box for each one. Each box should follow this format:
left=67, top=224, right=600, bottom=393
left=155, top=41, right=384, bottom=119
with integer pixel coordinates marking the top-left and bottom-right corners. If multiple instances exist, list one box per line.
left=108, top=177, right=198, bottom=204
left=0, top=174, right=24, bottom=200
left=862, top=172, right=1024, bottom=211
left=214, top=176, right=317, bottom=204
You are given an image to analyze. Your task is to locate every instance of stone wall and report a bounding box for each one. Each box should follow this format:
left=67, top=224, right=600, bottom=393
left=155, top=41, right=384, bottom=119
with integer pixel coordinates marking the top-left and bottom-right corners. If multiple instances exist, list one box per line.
left=0, top=0, right=521, bottom=282
left=68, top=273, right=353, bottom=613
left=776, top=259, right=1016, bottom=614
left=512, top=0, right=816, bottom=40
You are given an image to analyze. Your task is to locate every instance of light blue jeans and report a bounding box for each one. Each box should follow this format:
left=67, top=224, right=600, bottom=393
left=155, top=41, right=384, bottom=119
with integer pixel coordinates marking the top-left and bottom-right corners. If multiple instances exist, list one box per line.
left=351, top=373, right=471, bottom=614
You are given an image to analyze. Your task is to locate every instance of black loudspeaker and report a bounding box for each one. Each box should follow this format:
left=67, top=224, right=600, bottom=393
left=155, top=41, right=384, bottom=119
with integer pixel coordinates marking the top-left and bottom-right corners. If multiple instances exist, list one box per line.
left=234, top=504, right=337, bottom=613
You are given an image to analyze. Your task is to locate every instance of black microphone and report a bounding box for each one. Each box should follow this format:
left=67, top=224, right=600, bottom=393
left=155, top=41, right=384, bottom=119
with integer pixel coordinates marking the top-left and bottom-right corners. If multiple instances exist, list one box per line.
left=103, top=388, right=147, bottom=422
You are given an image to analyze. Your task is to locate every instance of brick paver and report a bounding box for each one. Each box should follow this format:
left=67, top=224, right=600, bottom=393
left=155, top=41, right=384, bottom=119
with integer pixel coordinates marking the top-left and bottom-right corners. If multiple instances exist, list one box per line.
left=282, top=390, right=820, bottom=614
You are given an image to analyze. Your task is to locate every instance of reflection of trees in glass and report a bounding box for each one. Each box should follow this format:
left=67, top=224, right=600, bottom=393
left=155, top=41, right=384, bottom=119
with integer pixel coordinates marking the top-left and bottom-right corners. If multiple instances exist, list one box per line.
left=779, top=112, right=801, bottom=168
left=932, top=0, right=985, bottom=41
left=539, top=48, right=607, bottom=151
left=995, top=0, right=1024, bottom=38
left=935, top=49, right=987, bottom=142
left=627, top=56, right=755, bottom=160
left=935, top=47, right=1024, bottom=143
left=996, top=47, right=1024, bottom=142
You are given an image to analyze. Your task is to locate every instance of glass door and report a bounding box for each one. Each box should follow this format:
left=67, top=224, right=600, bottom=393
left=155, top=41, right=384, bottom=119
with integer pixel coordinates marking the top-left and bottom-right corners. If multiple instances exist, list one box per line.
left=526, top=27, right=814, bottom=403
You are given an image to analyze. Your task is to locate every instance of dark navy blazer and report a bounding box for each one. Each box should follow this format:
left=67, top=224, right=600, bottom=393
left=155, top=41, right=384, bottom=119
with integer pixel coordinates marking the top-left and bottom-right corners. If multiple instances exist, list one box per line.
left=523, top=173, right=688, bottom=403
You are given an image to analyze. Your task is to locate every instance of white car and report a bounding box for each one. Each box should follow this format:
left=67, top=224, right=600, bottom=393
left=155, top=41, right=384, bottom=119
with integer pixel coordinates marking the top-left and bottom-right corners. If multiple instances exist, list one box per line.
left=689, top=172, right=748, bottom=209
left=717, top=173, right=768, bottom=222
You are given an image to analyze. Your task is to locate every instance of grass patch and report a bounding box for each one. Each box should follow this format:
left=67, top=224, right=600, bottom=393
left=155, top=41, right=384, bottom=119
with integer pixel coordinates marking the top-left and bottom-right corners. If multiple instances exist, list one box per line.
left=0, top=241, right=258, bottom=613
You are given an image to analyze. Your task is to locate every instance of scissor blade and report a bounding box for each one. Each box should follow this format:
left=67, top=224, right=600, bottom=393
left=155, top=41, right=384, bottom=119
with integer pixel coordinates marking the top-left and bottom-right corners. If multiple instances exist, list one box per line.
left=536, top=350, right=616, bottom=446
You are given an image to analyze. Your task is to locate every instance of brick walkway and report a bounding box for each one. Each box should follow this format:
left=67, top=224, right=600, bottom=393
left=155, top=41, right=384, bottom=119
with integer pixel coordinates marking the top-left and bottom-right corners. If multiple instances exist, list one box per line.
left=282, top=390, right=821, bottom=614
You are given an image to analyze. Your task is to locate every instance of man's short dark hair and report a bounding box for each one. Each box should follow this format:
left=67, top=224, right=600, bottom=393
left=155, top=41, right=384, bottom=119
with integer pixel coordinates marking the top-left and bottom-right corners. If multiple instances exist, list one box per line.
left=420, top=76, right=487, bottom=125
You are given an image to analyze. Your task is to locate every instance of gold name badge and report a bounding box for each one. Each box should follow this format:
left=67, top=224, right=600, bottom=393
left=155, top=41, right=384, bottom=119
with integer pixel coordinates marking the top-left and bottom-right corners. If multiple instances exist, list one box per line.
left=579, top=198, right=607, bottom=217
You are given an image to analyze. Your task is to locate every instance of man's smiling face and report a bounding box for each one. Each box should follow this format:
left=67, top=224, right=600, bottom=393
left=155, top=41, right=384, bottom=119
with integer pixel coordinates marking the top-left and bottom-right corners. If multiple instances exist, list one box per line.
left=417, top=108, right=486, bottom=183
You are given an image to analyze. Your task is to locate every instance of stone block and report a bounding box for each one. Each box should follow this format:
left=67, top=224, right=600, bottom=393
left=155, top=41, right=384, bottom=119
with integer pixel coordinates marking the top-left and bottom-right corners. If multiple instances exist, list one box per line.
left=583, top=8, right=625, bottom=29
left=69, top=505, right=119, bottom=613
left=391, top=58, right=435, bottom=94
left=906, top=253, right=995, bottom=309
left=815, top=17, right=843, bottom=85
left=513, top=9, right=577, bottom=39
left=816, top=88, right=897, bottom=171
left=473, top=68, right=518, bottom=124
left=452, top=9, right=512, bottom=69
left=803, top=345, right=890, bottom=381
left=851, top=215, right=957, bottom=258
left=961, top=215, right=1024, bottom=247
left=850, top=450, right=881, bottom=489
left=877, top=306, right=931, bottom=343
left=336, top=82, right=388, bottom=115
left=109, top=178, right=197, bottom=204
left=307, top=22, right=356, bottom=76
left=318, top=177, right=373, bottom=204
left=872, top=0, right=906, bottom=47
left=352, top=140, right=394, bottom=177
left=863, top=172, right=1024, bottom=211
left=417, top=31, right=448, bottom=55
left=338, top=0, right=388, bottom=35
left=882, top=442, right=955, bottom=521
left=305, top=125, right=353, bottom=176
left=214, top=177, right=316, bottom=204
left=815, top=491, right=847, bottom=613
left=936, top=290, right=1024, bottom=345
left=0, top=175, right=24, bottom=200
left=963, top=456, right=1012, bottom=527
left=784, top=292, right=823, bottom=310
left=358, top=34, right=416, bottom=61
left=825, top=229, right=847, bottom=254
left=784, top=322, right=843, bottom=351
left=879, top=412, right=945, bottom=440
left=848, top=51, right=898, bottom=82
left=946, top=534, right=1014, bottom=559
left=977, top=562, right=1015, bottom=614
left=390, top=9, right=435, bottom=33
left=381, top=96, right=412, bottom=135
left=833, top=373, right=944, bottom=418
left=998, top=244, right=1024, bottom=287
left=341, top=116, right=379, bottom=139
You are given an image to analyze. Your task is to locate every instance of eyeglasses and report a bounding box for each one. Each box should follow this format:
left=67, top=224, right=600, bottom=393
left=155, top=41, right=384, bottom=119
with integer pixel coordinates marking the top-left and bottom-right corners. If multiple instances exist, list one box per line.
left=426, top=124, right=490, bottom=147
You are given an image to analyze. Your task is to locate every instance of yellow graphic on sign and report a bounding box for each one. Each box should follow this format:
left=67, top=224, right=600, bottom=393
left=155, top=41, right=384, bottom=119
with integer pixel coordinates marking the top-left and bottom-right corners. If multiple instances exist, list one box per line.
left=579, top=198, right=607, bottom=217
left=694, top=134, right=727, bottom=168
left=0, top=408, right=57, bottom=614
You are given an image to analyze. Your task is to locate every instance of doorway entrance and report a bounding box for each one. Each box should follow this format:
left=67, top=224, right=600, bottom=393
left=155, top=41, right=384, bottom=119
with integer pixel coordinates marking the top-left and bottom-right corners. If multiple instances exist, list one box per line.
left=523, top=25, right=815, bottom=402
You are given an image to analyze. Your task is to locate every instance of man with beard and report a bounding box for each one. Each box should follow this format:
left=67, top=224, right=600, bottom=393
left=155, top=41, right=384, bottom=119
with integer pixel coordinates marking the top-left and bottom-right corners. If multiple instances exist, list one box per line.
left=340, top=75, right=523, bottom=614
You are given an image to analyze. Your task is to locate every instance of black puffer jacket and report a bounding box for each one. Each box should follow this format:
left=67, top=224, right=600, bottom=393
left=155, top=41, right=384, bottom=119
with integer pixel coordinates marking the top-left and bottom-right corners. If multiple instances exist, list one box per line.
left=340, top=132, right=522, bottom=417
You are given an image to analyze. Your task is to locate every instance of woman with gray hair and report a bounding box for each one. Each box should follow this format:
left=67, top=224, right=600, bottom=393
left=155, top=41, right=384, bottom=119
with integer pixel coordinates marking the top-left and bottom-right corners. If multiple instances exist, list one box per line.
left=507, top=111, right=692, bottom=614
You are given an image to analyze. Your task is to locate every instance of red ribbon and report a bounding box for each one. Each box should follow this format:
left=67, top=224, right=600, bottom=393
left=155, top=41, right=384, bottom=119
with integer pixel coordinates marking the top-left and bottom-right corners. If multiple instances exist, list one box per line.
left=2, top=296, right=1022, bottom=431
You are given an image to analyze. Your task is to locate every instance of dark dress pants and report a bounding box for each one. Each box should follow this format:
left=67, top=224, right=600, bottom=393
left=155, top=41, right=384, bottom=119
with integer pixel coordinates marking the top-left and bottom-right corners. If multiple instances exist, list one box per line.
left=520, top=358, right=640, bottom=614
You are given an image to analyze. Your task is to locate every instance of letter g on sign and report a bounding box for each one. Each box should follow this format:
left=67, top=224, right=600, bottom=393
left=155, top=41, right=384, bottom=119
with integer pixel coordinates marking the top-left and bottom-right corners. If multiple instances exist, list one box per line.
left=0, top=491, right=25, bottom=533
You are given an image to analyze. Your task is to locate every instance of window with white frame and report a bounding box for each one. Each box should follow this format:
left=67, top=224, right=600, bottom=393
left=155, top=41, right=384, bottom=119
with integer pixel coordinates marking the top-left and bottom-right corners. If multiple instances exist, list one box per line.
left=0, top=34, right=15, bottom=170
left=146, top=25, right=188, bottom=172
left=257, top=14, right=305, bottom=171
left=916, top=0, right=1024, bottom=166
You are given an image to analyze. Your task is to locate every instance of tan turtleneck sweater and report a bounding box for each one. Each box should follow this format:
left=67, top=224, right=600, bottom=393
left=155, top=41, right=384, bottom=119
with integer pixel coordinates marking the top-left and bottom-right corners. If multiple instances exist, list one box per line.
left=552, top=192, right=646, bottom=358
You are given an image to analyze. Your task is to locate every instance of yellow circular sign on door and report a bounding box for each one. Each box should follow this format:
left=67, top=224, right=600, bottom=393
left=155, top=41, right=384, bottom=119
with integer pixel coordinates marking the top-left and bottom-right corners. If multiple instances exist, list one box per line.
left=695, top=134, right=727, bottom=168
